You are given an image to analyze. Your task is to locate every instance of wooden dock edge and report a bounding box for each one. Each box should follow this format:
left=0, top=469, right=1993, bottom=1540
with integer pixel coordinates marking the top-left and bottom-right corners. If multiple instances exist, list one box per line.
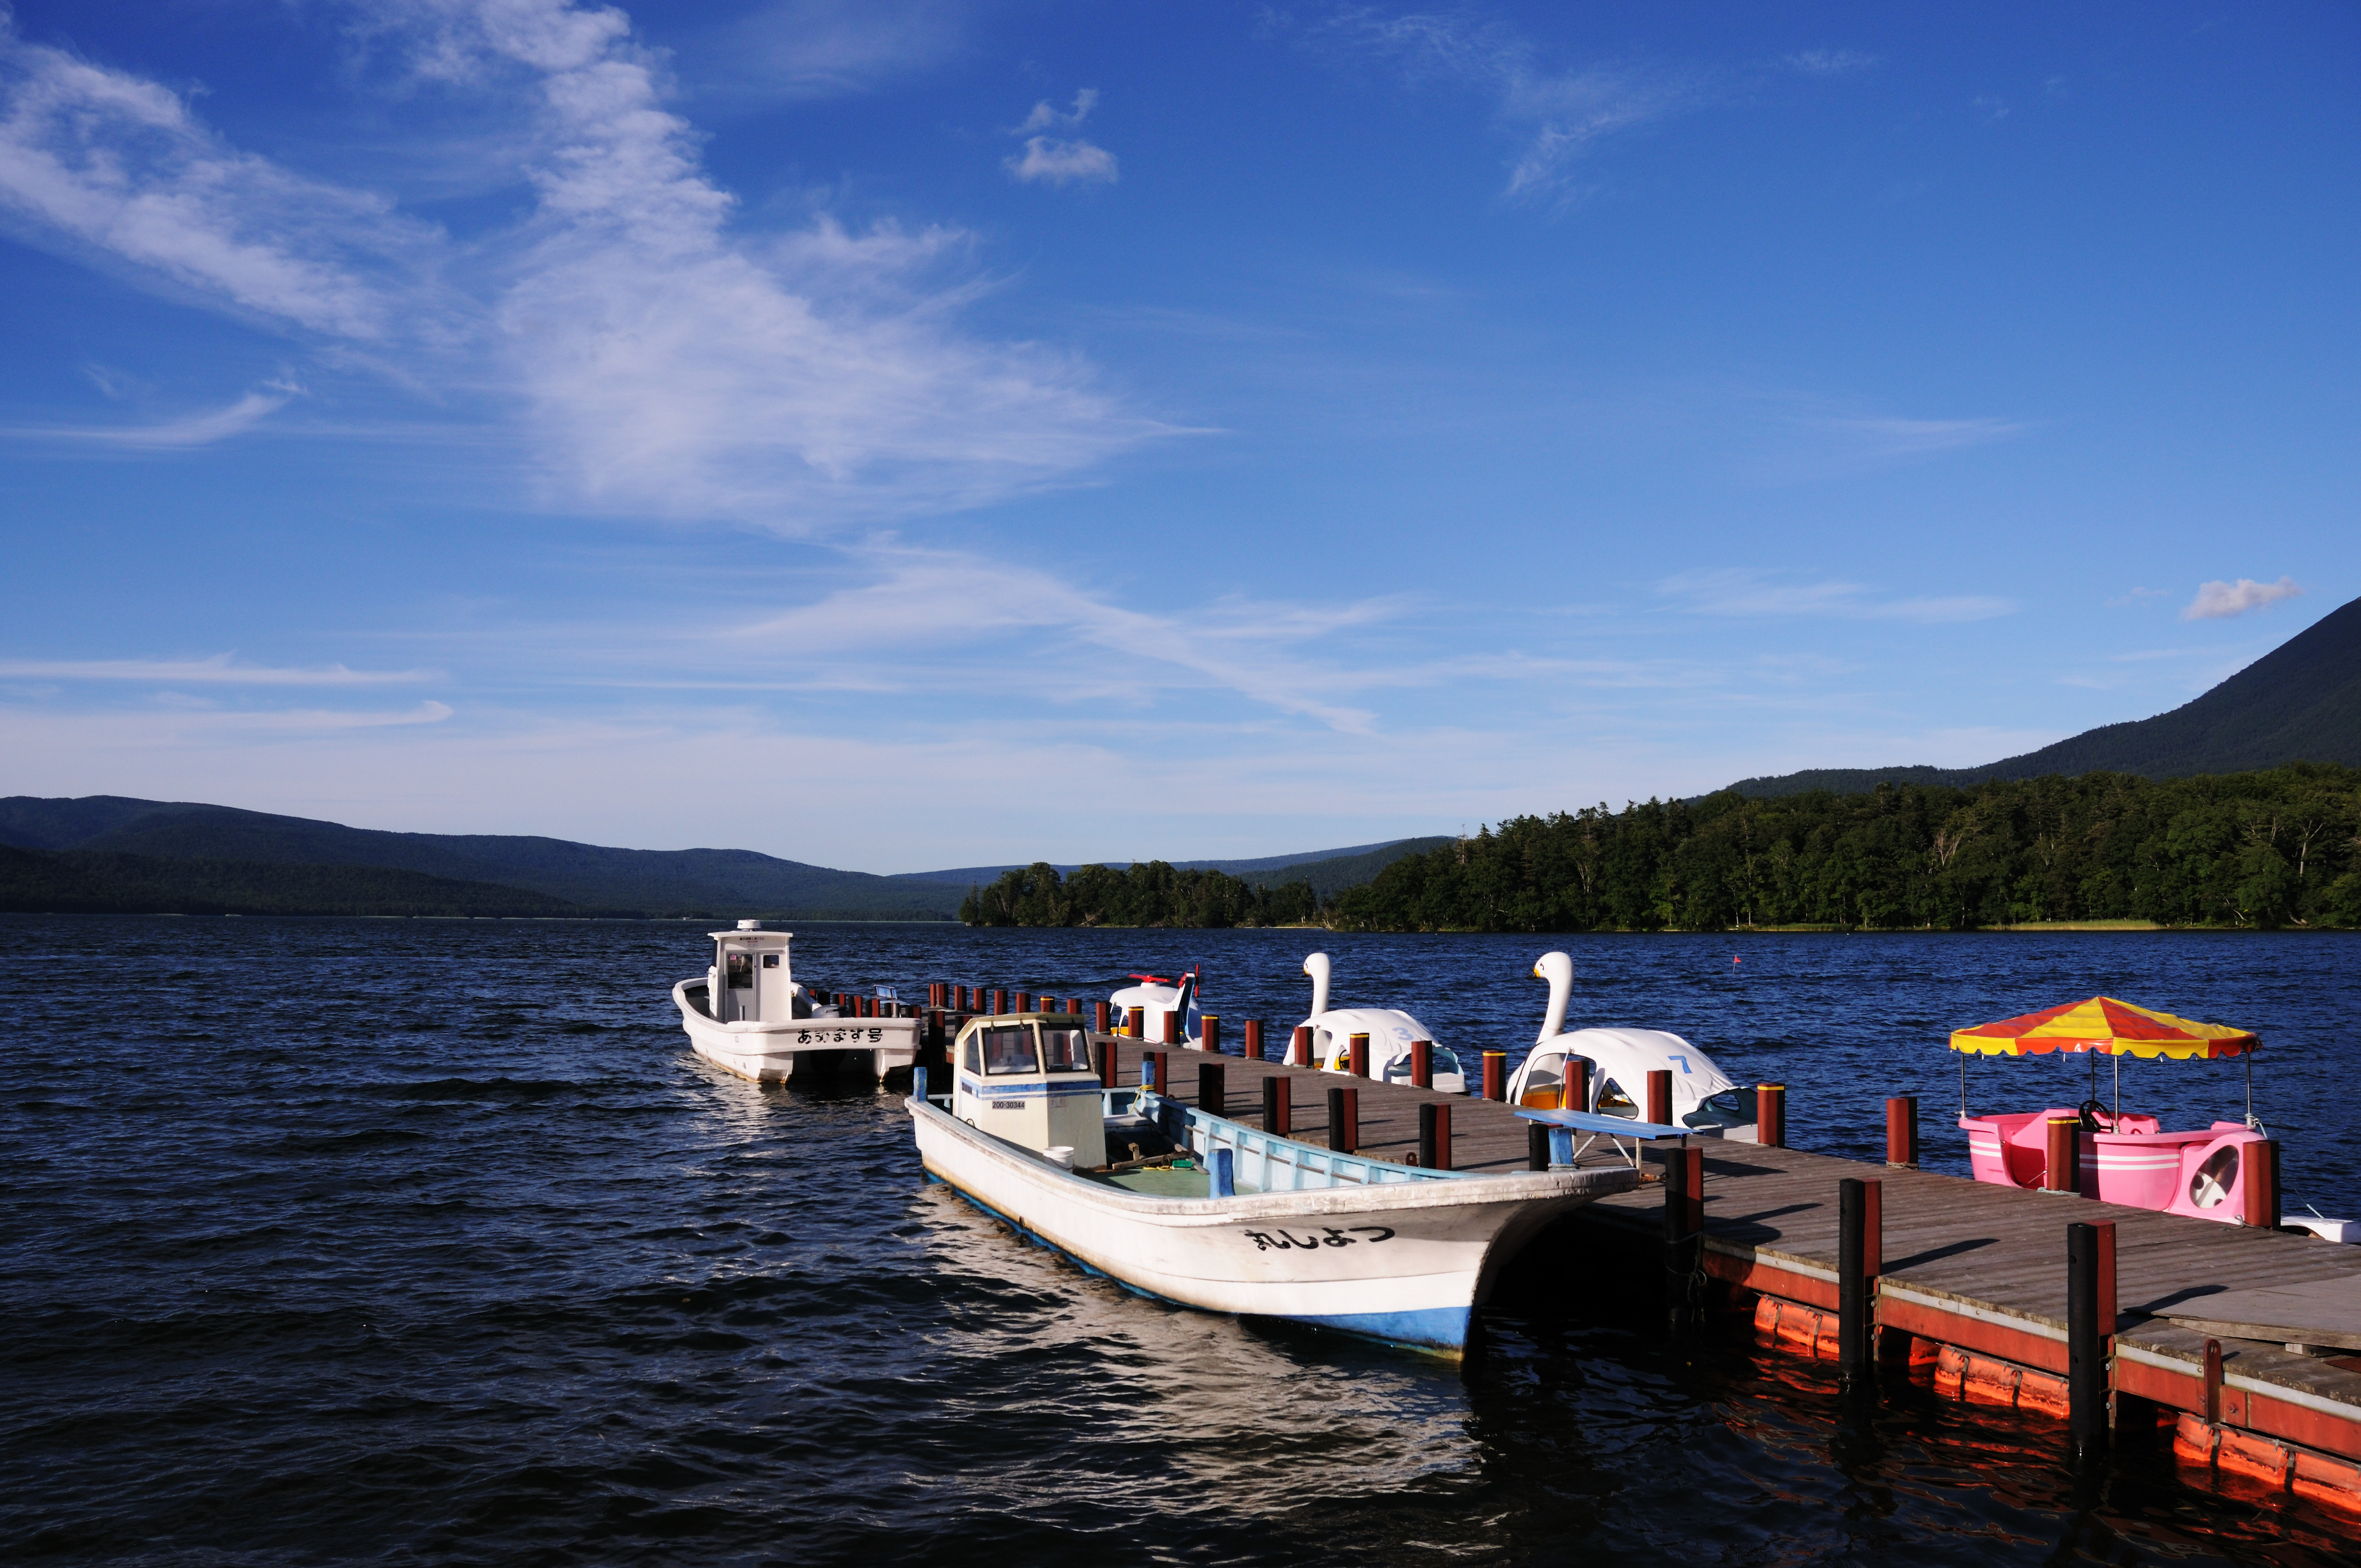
left=1565, top=1200, right=2361, bottom=1519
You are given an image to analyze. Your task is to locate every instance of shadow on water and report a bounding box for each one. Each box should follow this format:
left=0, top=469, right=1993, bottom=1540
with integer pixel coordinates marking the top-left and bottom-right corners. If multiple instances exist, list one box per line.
left=1, top=916, right=2355, bottom=1566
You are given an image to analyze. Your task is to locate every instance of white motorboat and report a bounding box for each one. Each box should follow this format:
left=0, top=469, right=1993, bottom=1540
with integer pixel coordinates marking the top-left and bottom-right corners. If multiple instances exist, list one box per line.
left=1503, top=952, right=1757, bottom=1138
left=672, top=921, right=920, bottom=1083
left=1291, top=952, right=1468, bottom=1093
left=908, top=1011, right=1639, bottom=1354
left=1107, top=968, right=1203, bottom=1044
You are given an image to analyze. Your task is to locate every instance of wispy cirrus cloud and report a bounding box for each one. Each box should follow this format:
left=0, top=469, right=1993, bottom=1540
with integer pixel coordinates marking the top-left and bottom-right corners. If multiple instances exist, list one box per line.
left=1662, top=568, right=2014, bottom=624
left=2183, top=576, right=2302, bottom=620
left=1004, top=88, right=1118, bottom=186
left=1291, top=9, right=1874, bottom=200
left=0, top=3, right=1155, bottom=525
left=2, top=387, right=296, bottom=448
left=0, top=655, right=437, bottom=684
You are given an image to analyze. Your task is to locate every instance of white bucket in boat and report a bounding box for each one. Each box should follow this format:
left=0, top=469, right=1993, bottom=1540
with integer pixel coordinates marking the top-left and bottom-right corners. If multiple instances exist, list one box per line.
left=1043, top=1146, right=1075, bottom=1170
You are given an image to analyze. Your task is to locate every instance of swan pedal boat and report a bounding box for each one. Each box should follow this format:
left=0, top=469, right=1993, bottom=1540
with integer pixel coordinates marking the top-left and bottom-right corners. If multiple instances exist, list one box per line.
left=673, top=921, right=920, bottom=1083
left=908, top=1011, right=1639, bottom=1355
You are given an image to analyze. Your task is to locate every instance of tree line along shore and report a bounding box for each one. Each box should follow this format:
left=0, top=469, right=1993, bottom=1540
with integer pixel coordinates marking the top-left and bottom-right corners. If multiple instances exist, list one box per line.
left=960, top=764, right=2361, bottom=932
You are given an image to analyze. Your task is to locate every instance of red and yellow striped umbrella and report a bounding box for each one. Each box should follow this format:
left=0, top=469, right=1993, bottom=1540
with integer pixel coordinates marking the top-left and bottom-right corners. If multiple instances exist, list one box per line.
left=1948, top=996, right=2257, bottom=1060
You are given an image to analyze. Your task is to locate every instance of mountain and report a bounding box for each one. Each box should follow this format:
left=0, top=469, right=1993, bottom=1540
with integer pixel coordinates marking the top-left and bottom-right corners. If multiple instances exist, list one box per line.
left=0, top=800, right=1444, bottom=919
left=0, top=843, right=597, bottom=918
left=1726, top=592, right=2361, bottom=798
left=891, top=838, right=1448, bottom=888
left=0, top=798, right=961, bottom=919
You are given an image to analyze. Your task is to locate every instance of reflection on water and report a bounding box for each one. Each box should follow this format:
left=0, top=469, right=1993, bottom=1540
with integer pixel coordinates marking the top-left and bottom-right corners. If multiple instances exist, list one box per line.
left=2, top=914, right=2356, bottom=1565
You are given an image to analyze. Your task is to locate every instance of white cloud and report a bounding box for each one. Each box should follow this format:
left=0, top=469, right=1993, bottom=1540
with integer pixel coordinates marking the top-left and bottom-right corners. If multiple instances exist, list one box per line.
left=0, top=4, right=1152, bottom=524
left=1014, top=88, right=1098, bottom=134
left=1662, top=568, right=2014, bottom=624
left=2, top=389, right=295, bottom=448
left=1297, top=12, right=1869, bottom=202
left=0, top=655, right=435, bottom=684
left=0, top=26, right=437, bottom=336
left=2183, top=576, right=2302, bottom=620
left=1006, top=136, right=1119, bottom=186
left=1004, top=89, right=1116, bottom=186
left=1812, top=413, right=2027, bottom=459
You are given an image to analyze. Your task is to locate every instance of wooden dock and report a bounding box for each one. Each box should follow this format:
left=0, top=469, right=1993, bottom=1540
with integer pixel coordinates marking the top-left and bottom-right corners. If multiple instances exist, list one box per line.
left=1065, top=1028, right=2361, bottom=1513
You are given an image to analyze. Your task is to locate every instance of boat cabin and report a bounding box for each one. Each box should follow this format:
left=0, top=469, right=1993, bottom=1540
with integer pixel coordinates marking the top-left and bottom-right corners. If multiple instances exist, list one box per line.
left=708, top=921, right=797, bottom=1024
left=1508, top=1027, right=1758, bottom=1139
left=952, top=1014, right=1108, bottom=1168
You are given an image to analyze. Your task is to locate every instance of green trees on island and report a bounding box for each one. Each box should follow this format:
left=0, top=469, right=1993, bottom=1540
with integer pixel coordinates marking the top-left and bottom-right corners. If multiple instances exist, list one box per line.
left=1328, top=764, right=2361, bottom=933
left=959, top=861, right=1321, bottom=928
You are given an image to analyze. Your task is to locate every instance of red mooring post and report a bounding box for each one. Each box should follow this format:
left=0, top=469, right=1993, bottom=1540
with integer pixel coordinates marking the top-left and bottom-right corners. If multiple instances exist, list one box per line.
left=1162, top=1009, right=1180, bottom=1046
left=1013, top=991, right=1031, bottom=1015
left=1199, top=1061, right=1226, bottom=1118
left=1482, top=1050, right=1506, bottom=1102
left=1410, top=1040, right=1433, bottom=1090
left=1263, top=1075, right=1289, bottom=1136
left=1096, top=1035, right=1116, bottom=1089
left=2046, top=1115, right=2080, bottom=1194
left=1886, top=1096, right=1918, bottom=1167
left=2204, top=1338, right=2224, bottom=1426
left=1564, top=1057, right=1590, bottom=1114
left=1068, top=997, right=1083, bottom=1015
left=1329, top=1086, right=1358, bottom=1153
left=1757, top=1084, right=1785, bottom=1147
left=992, top=988, right=1009, bottom=1015
left=1292, top=1025, right=1313, bottom=1066
left=1095, top=1000, right=1112, bottom=1034
left=2243, top=1140, right=2282, bottom=1229
left=1348, top=1033, right=1370, bottom=1080
left=1666, top=1142, right=1705, bottom=1330
left=1149, top=1050, right=1169, bottom=1095
left=1201, top=1015, right=1222, bottom=1055
left=1127, top=1005, right=1145, bottom=1039
left=1244, top=1019, right=1264, bottom=1061
left=1646, top=1069, right=1673, bottom=1127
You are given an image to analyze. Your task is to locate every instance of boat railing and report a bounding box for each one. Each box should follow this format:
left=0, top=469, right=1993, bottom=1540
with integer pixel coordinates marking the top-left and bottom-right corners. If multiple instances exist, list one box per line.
left=1515, top=1106, right=1690, bottom=1170
left=1142, top=1091, right=1478, bottom=1193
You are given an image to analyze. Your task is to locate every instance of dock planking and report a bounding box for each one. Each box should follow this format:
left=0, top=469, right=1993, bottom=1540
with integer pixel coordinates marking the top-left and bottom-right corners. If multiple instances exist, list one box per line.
left=1082, top=1028, right=2361, bottom=1465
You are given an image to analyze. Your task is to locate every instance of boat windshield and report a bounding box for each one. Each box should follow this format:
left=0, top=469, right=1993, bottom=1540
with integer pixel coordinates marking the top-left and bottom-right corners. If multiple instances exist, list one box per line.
left=982, top=1025, right=1040, bottom=1076
left=1684, top=1088, right=1753, bottom=1128
left=1041, top=1026, right=1091, bottom=1073
left=1595, top=1077, right=1637, bottom=1118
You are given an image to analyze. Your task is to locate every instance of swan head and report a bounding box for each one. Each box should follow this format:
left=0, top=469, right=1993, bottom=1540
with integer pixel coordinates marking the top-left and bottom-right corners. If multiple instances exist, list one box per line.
left=1302, top=951, right=1331, bottom=1018
left=1533, top=951, right=1574, bottom=1042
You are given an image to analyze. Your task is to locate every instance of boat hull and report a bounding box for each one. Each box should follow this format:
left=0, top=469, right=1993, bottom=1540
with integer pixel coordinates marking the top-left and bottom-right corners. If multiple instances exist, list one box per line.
left=910, top=1096, right=1635, bottom=1353
left=675, top=978, right=920, bottom=1082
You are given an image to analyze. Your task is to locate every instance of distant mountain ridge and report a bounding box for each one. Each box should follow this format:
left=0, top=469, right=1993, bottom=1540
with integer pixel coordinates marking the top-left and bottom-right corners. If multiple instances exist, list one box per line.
left=0, top=797, right=1441, bottom=919
left=1725, top=592, right=2361, bottom=798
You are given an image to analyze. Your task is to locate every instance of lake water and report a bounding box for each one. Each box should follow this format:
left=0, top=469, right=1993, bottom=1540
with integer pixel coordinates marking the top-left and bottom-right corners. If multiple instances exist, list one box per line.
left=4, top=916, right=2358, bottom=1564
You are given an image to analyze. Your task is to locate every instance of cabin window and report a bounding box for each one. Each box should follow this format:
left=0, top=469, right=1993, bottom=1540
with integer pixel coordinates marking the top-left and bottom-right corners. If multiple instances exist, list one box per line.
left=1524, top=1056, right=1562, bottom=1088
left=725, top=952, right=755, bottom=989
left=982, top=1026, right=1040, bottom=1076
left=1041, top=1026, right=1091, bottom=1073
left=962, top=1035, right=983, bottom=1075
left=761, top=953, right=780, bottom=968
left=1595, top=1077, right=1637, bottom=1118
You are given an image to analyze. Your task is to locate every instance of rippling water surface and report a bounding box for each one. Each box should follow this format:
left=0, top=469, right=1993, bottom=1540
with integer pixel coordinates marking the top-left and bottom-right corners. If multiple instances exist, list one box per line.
left=5, top=916, right=2358, bottom=1565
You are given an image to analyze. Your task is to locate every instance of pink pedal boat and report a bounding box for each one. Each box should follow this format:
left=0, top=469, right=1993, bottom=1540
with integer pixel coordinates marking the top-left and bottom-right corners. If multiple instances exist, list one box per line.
left=1949, top=996, right=2286, bottom=1226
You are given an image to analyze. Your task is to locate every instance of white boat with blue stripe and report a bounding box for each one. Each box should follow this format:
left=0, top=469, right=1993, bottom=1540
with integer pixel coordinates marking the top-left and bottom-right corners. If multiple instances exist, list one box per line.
left=907, top=1012, right=1641, bottom=1356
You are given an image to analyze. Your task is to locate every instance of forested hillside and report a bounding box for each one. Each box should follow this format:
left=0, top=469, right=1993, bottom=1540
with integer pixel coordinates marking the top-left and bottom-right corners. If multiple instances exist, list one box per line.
left=1331, top=764, right=2361, bottom=932
left=960, top=861, right=1320, bottom=928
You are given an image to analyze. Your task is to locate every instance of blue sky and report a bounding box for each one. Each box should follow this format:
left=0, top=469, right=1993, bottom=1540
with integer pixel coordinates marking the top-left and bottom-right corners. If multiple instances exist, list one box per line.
left=0, top=1, right=2353, bottom=870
